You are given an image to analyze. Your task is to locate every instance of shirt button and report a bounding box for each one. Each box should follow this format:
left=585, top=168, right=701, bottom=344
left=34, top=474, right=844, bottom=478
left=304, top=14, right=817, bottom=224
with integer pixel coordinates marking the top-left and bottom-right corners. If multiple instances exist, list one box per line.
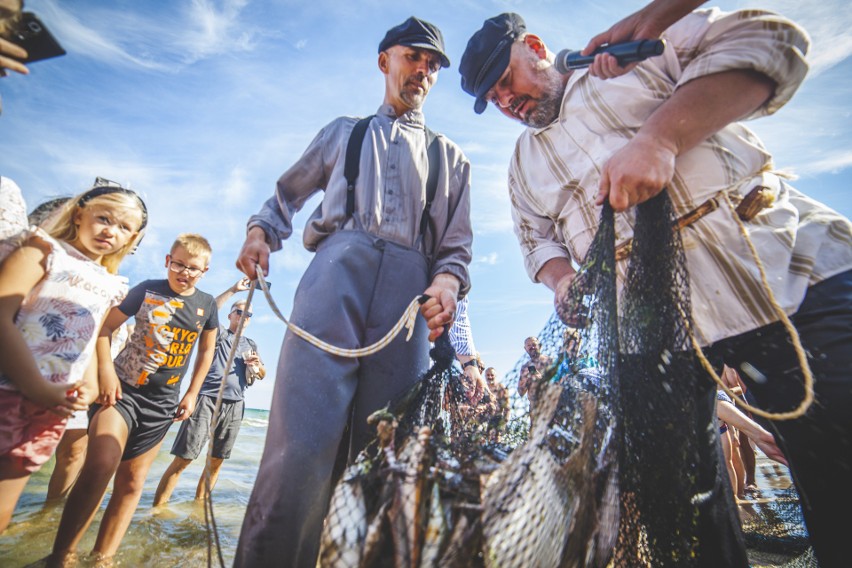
left=390, top=165, right=396, bottom=170
left=393, top=139, right=399, bottom=145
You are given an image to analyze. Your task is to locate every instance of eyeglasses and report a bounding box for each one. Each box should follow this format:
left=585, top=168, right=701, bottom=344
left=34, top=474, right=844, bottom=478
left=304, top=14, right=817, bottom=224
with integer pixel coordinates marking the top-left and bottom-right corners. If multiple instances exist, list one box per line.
left=232, top=309, right=253, bottom=317
left=168, top=258, right=204, bottom=277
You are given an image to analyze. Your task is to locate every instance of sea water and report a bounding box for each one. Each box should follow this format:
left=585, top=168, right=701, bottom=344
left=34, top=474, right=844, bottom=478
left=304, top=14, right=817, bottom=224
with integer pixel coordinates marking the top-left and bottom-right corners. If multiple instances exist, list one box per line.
left=1, top=408, right=807, bottom=567
left=0, top=408, right=270, bottom=567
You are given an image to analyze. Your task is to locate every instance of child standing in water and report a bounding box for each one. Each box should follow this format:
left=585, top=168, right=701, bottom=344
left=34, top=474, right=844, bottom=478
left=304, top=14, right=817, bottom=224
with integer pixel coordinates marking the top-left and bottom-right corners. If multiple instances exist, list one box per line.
left=51, top=233, right=219, bottom=565
left=0, top=179, right=147, bottom=532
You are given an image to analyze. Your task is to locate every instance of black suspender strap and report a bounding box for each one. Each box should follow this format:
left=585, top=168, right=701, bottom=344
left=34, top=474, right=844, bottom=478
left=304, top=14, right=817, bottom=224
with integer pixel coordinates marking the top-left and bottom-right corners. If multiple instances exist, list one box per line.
left=344, top=115, right=374, bottom=219
left=343, top=116, right=441, bottom=240
left=419, top=127, right=440, bottom=239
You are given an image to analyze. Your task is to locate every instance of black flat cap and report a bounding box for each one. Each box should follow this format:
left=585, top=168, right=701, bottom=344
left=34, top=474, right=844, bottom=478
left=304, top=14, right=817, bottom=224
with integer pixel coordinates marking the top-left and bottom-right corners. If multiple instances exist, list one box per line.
left=379, top=16, right=450, bottom=69
left=459, top=13, right=526, bottom=114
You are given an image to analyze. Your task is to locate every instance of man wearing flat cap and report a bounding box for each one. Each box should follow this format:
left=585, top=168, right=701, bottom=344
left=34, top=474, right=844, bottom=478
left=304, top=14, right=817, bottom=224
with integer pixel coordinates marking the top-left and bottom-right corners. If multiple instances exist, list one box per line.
left=460, top=7, right=852, bottom=567
left=233, top=16, right=472, bottom=567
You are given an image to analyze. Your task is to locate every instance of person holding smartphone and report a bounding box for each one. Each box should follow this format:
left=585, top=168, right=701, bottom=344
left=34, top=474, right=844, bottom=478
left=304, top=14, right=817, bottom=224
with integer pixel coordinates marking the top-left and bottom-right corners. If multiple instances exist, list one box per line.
left=0, top=0, right=28, bottom=76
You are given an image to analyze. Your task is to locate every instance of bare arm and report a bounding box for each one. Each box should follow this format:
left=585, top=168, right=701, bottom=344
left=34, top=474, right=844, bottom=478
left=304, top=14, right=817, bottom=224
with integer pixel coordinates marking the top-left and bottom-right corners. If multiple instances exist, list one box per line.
left=174, top=327, right=218, bottom=421
left=0, top=242, right=86, bottom=412
left=96, top=306, right=130, bottom=406
left=596, top=69, right=776, bottom=212
left=215, top=277, right=250, bottom=309
left=717, top=399, right=787, bottom=466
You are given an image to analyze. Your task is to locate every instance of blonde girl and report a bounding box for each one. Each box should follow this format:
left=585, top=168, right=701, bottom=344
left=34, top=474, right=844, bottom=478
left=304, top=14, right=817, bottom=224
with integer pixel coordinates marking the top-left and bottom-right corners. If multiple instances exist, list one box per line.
left=0, top=179, right=147, bottom=532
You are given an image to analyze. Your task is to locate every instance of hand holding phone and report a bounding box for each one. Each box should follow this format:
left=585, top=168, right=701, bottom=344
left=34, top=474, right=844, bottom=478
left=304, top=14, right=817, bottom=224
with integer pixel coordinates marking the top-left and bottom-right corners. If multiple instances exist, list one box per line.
left=5, top=12, right=65, bottom=64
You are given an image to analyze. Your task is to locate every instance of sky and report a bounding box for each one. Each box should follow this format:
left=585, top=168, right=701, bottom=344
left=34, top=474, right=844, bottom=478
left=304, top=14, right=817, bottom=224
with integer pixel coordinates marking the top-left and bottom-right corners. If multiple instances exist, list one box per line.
left=1, top=0, right=850, bottom=411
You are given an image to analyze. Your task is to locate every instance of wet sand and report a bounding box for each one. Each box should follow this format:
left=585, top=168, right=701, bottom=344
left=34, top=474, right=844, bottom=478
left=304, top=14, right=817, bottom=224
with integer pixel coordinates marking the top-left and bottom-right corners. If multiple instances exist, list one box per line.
left=743, top=455, right=814, bottom=568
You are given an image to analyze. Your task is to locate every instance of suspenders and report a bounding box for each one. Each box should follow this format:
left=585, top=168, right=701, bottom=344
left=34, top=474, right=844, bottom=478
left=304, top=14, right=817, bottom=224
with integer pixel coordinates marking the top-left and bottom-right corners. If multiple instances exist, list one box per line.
left=343, top=115, right=441, bottom=242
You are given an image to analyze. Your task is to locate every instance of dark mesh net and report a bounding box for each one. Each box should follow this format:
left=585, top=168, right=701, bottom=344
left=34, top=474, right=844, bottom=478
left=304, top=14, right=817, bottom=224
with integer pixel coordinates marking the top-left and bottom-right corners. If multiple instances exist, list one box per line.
left=318, top=191, right=808, bottom=567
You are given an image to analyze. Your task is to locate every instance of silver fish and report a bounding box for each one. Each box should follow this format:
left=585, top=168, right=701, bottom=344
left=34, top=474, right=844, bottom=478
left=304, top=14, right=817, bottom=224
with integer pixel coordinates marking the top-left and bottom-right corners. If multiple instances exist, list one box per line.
left=419, top=481, right=448, bottom=567
left=388, top=426, right=432, bottom=568
left=438, top=513, right=482, bottom=567
left=559, top=397, right=616, bottom=568
left=481, top=385, right=600, bottom=568
left=319, top=462, right=368, bottom=568
left=360, top=500, right=389, bottom=568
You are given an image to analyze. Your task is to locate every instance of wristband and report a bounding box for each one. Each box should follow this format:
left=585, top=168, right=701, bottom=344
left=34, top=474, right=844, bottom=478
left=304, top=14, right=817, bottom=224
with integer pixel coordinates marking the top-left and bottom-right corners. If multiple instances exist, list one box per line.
left=462, top=359, right=478, bottom=370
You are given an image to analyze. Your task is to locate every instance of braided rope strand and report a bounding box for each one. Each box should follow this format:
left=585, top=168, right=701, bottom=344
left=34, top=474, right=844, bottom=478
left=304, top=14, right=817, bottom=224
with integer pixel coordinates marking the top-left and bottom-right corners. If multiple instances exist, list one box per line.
left=686, top=192, right=814, bottom=421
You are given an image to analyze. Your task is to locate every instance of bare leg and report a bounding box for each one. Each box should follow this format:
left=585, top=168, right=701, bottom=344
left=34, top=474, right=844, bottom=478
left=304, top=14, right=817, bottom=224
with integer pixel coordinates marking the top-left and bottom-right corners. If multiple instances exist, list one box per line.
left=731, top=429, right=746, bottom=499
left=194, top=457, right=225, bottom=501
left=50, top=408, right=128, bottom=564
left=153, top=456, right=193, bottom=506
left=739, top=434, right=757, bottom=489
left=720, top=429, right=737, bottom=498
left=0, top=459, right=30, bottom=534
left=46, top=429, right=89, bottom=503
left=92, top=440, right=163, bottom=558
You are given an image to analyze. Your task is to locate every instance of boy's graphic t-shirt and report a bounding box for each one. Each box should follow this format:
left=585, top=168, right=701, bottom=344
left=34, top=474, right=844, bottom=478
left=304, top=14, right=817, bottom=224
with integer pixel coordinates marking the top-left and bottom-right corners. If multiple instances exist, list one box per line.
left=114, top=280, right=218, bottom=394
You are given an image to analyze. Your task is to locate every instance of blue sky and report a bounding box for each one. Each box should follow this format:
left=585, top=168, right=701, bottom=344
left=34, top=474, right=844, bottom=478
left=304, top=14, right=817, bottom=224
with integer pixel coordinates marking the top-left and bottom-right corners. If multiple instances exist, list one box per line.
left=2, top=0, right=850, bottom=411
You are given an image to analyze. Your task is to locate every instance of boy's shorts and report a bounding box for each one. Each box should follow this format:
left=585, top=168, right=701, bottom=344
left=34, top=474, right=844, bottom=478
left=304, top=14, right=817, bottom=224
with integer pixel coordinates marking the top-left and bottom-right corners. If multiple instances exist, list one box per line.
left=171, top=395, right=244, bottom=460
left=0, top=389, right=66, bottom=473
left=91, top=385, right=178, bottom=461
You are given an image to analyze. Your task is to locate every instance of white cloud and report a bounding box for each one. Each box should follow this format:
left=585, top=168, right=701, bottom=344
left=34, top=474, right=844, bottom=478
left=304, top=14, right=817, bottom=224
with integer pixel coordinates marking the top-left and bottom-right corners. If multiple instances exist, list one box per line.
left=794, top=150, right=852, bottom=176
left=176, top=0, right=256, bottom=64
left=474, top=252, right=499, bottom=266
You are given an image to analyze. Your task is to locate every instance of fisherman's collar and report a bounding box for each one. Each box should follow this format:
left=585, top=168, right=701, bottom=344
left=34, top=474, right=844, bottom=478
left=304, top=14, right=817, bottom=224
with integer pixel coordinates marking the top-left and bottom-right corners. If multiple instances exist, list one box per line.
left=377, top=103, right=426, bottom=128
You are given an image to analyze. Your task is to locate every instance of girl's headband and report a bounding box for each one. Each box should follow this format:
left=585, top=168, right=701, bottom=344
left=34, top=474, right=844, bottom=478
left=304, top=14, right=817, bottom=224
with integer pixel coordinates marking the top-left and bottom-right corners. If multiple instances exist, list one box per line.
left=77, top=177, right=148, bottom=230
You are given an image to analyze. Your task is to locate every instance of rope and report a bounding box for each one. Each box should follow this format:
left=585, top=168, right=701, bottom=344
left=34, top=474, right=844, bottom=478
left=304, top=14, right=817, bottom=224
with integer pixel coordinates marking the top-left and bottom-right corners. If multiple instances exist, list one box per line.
left=685, top=191, right=814, bottom=421
left=254, top=268, right=425, bottom=357
left=201, top=282, right=257, bottom=568
left=200, top=270, right=428, bottom=565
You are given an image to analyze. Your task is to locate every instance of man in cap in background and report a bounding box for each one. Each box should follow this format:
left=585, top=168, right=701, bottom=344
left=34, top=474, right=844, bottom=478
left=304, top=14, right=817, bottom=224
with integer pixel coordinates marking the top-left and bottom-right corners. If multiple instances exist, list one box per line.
left=459, top=8, right=851, bottom=567
left=234, top=15, right=472, bottom=567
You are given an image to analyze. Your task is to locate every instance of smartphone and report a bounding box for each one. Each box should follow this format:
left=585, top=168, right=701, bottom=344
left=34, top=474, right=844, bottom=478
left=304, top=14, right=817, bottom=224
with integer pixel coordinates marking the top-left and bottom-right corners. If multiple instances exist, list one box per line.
left=8, top=12, right=66, bottom=63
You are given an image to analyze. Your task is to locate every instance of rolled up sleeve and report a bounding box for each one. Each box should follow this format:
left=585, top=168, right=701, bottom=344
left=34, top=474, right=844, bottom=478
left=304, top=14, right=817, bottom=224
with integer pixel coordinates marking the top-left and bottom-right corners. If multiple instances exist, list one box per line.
left=669, top=8, right=810, bottom=119
left=508, top=167, right=572, bottom=283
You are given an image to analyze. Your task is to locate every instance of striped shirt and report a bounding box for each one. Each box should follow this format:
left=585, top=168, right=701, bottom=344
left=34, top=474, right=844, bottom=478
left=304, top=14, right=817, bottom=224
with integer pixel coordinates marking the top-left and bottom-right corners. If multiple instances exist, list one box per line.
left=509, top=8, right=852, bottom=344
left=249, top=104, right=473, bottom=294
left=449, top=297, right=476, bottom=356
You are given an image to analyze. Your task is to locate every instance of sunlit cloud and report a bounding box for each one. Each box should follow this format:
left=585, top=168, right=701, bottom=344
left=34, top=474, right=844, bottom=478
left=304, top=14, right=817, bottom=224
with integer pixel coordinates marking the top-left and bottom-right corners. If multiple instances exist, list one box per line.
left=474, top=252, right=499, bottom=266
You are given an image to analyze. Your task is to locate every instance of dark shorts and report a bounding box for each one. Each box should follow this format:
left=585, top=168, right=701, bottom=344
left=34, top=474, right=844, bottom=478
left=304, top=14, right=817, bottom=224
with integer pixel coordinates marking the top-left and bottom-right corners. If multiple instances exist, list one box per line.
left=171, top=395, right=244, bottom=460
left=90, top=385, right=178, bottom=461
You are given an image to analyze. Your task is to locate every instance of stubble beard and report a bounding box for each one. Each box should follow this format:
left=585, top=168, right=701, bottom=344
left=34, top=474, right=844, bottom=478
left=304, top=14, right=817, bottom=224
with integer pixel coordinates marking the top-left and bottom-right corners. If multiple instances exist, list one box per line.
left=401, top=76, right=429, bottom=110
left=523, top=67, right=566, bottom=128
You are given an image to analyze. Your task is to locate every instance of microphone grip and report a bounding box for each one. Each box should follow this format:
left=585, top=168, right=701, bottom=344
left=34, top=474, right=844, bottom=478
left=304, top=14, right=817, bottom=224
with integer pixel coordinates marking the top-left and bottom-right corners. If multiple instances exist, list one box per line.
left=555, top=39, right=665, bottom=74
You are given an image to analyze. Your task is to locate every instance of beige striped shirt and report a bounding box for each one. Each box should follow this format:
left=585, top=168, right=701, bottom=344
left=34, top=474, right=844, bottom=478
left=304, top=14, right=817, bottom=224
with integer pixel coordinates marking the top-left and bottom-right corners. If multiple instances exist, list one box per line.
left=509, top=8, right=852, bottom=344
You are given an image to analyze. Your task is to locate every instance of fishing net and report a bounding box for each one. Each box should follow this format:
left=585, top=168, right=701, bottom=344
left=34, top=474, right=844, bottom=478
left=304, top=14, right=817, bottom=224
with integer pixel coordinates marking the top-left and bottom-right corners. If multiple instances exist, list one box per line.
left=318, top=191, right=803, bottom=566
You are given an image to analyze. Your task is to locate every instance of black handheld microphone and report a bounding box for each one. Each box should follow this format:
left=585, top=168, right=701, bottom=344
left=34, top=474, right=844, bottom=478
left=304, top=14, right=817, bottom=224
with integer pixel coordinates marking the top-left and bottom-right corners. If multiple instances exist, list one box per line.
left=554, top=39, right=666, bottom=74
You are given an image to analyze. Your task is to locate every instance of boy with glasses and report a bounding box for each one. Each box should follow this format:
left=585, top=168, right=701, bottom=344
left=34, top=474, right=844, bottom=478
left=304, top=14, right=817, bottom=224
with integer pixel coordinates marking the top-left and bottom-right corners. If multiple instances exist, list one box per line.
left=51, top=233, right=219, bottom=564
left=153, top=279, right=265, bottom=506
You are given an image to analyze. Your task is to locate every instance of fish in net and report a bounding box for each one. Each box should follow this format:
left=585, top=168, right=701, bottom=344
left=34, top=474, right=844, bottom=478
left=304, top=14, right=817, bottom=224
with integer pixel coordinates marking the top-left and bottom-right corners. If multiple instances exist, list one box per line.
left=318, top=190, right=802, bottom=566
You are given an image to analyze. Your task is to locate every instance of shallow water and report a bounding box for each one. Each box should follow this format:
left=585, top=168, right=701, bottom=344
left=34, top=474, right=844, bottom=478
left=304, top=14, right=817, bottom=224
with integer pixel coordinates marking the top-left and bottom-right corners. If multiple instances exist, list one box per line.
left=1, top=409, right=806, bottom=567
left=0, top=408, right=270, bottom=567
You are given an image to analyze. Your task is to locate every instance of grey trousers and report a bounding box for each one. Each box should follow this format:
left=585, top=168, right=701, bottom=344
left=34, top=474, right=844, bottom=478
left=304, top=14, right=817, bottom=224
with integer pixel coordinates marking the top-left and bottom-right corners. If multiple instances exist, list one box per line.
left=234, top=230, right=430, bottom=567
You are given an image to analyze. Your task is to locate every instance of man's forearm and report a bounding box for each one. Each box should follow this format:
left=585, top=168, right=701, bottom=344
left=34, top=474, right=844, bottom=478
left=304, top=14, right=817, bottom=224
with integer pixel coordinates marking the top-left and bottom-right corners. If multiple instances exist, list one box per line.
left=536, top=258, right=576, bottom=292
left=639, top=69, right=776, bottom=157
